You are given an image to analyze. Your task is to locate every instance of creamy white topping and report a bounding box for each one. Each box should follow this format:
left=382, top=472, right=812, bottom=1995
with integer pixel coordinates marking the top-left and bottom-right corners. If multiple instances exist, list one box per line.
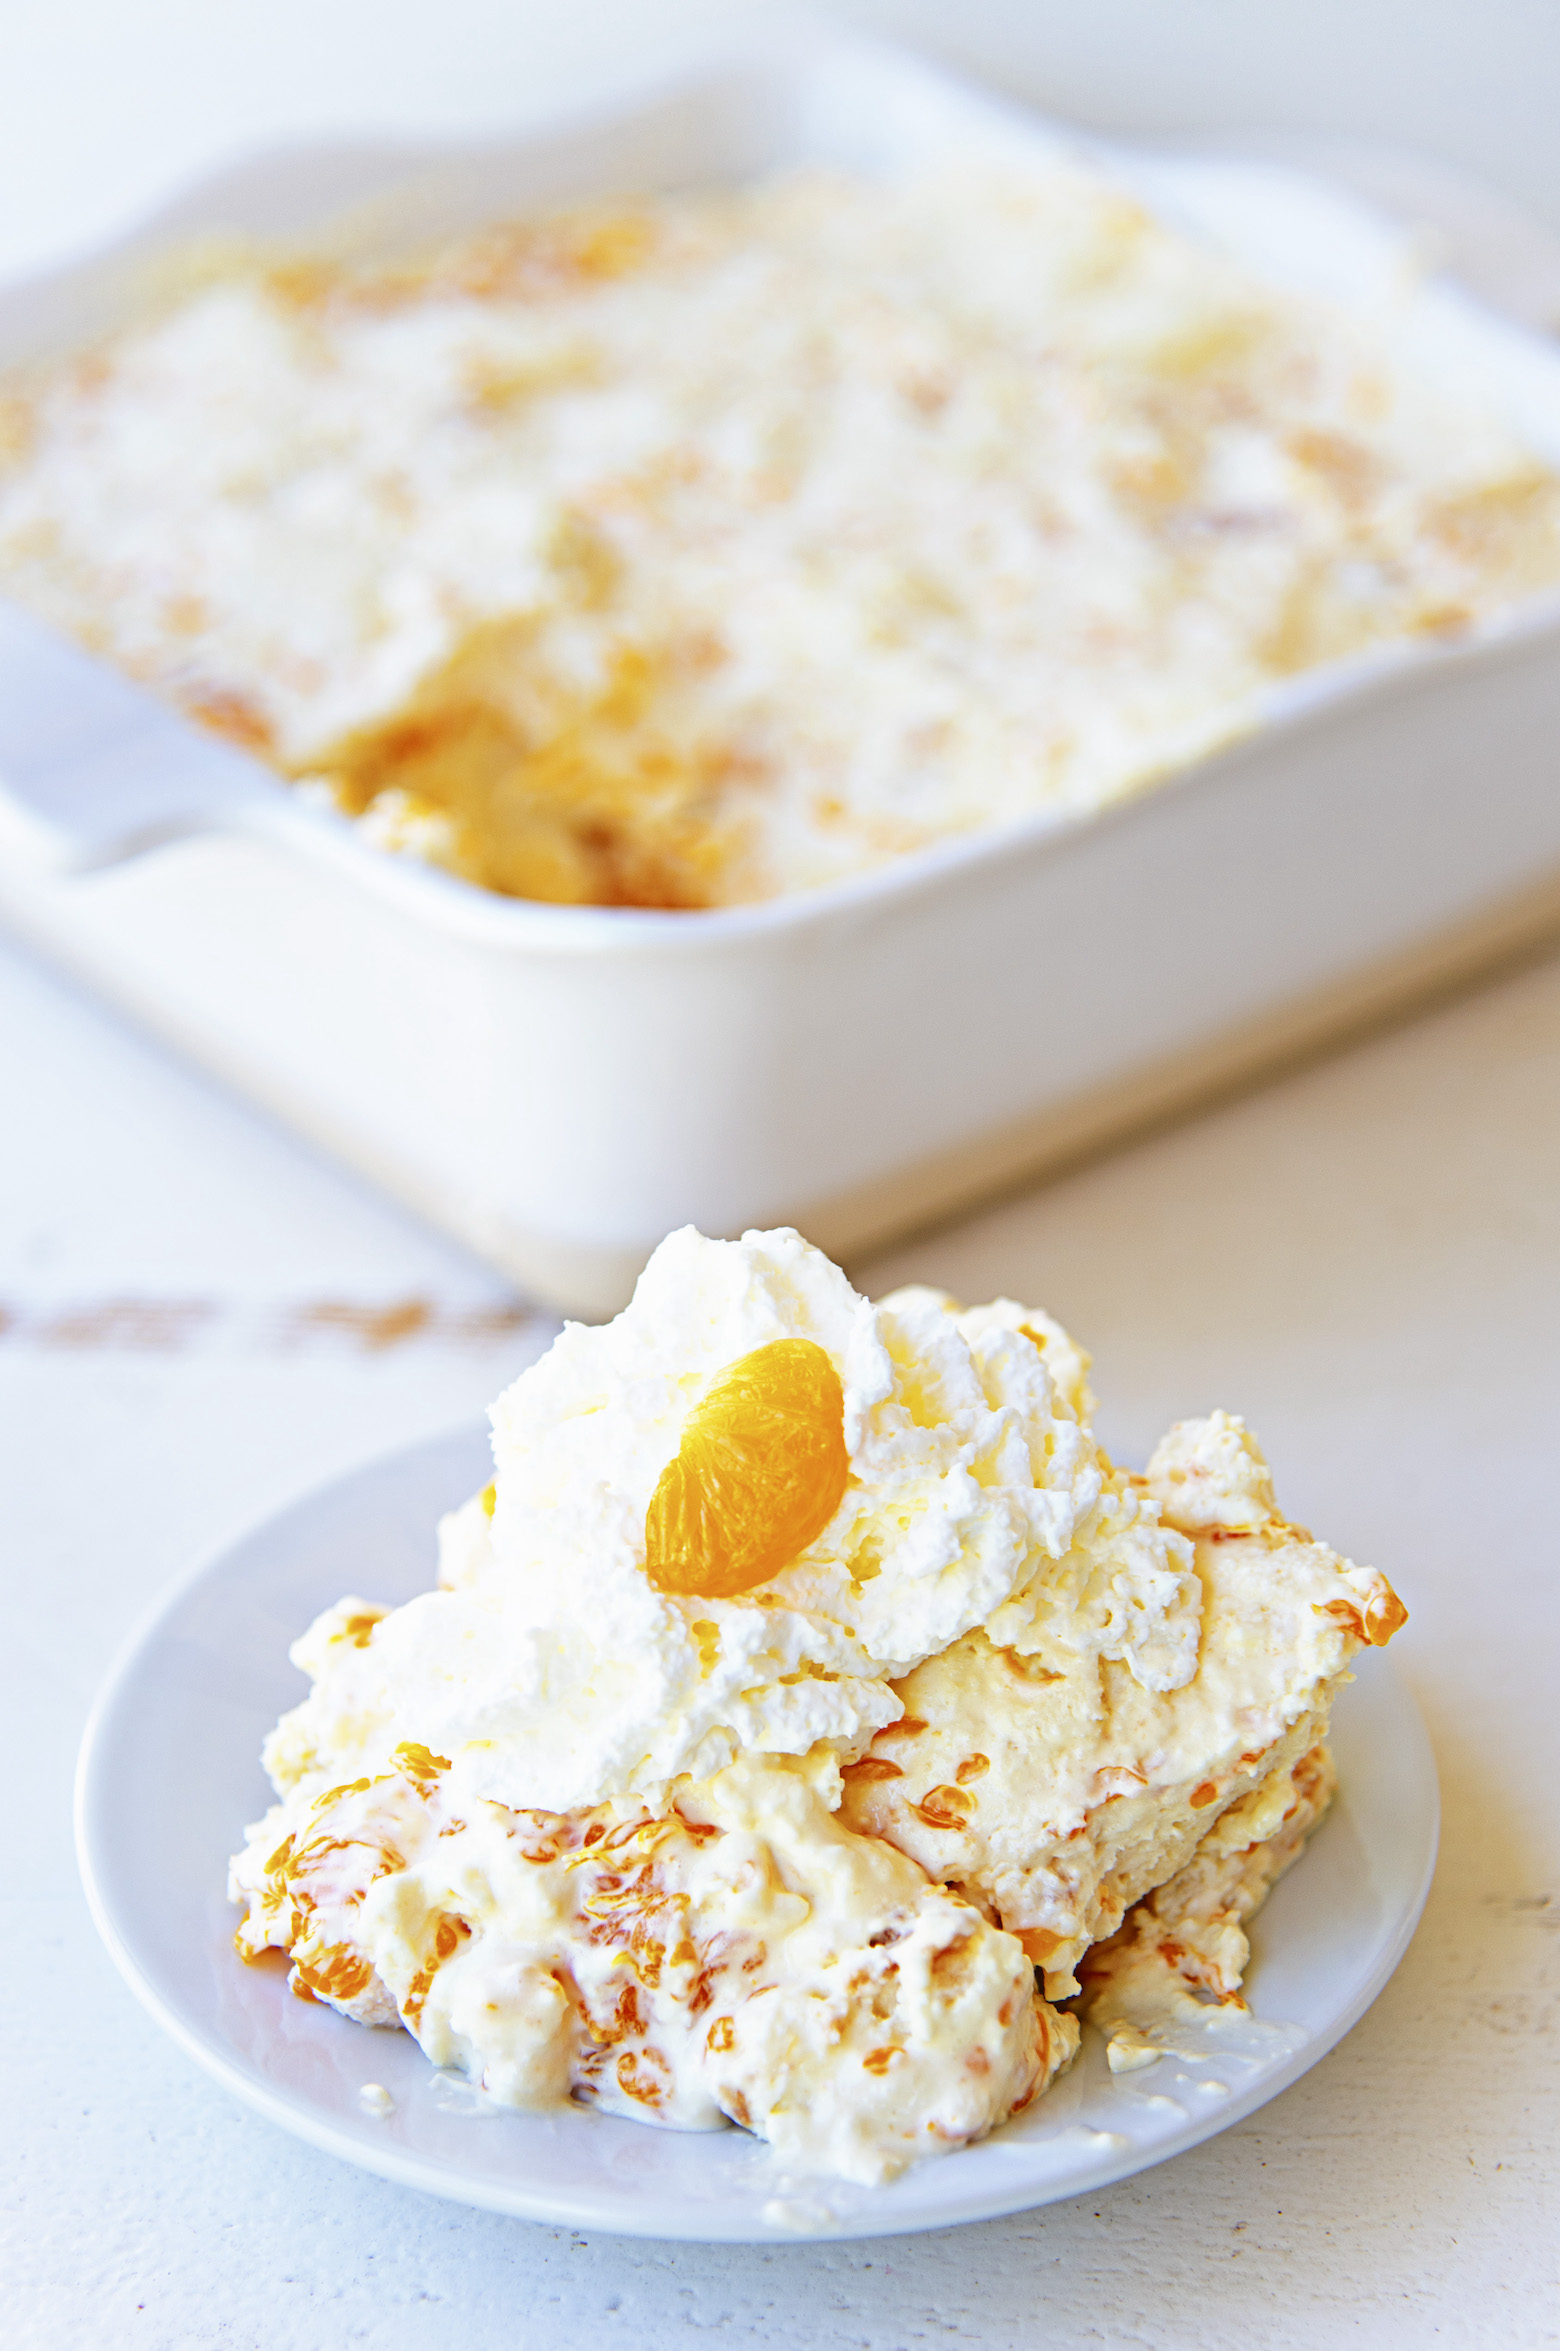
left=264, top=1228, right=1201, bottom=1815
left=1146, top=1408, right=1280, bottom=1532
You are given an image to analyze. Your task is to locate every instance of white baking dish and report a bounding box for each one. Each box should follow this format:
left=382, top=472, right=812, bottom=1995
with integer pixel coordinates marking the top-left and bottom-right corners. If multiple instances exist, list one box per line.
left=6, top=27, right=1560, bottom=1316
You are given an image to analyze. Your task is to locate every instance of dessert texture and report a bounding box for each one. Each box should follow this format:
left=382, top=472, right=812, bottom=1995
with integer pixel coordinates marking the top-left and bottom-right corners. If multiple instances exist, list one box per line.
left=837, top=1404, right=1399, bottom=1998
left=5, top=159, right=1559, bottom=906
left=230, top=1227, right=1404, bottom=2181
left=1078, top=1739, right=1339, bottom=2074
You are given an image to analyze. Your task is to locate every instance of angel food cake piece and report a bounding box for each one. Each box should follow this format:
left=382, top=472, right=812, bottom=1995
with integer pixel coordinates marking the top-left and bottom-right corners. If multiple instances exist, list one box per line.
left=6, top=159, right=1560, bottom=906
left=230, top=1226, right=1403, bottom=2182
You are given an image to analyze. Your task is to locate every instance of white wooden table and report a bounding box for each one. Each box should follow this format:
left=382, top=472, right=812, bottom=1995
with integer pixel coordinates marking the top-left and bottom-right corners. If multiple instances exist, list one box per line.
left=3, top=7, right=1558, bottom=2341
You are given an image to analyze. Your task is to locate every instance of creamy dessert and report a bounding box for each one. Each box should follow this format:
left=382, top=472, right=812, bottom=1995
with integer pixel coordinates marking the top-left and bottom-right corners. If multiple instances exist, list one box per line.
left=5, top=158, right=1560, bottom=907
left=1080, top=1741, right=1339, bottom=2074
left=838, top=1395, right=1402, bottom=1997
left=230, top=1226, right=1404, bottom=2182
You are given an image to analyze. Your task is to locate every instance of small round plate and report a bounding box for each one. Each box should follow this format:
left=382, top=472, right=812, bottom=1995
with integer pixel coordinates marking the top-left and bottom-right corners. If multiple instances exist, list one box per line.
left=76, top=1426, right=1438, bottom=2242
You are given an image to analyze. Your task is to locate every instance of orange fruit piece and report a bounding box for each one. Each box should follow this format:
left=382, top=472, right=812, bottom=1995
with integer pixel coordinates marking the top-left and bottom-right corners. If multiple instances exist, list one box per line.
left=644, top=1338, right=850, bottom=1599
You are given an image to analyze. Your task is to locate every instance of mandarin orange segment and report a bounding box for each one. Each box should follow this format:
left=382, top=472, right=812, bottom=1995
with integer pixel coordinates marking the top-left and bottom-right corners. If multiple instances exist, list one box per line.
left=644, top=1338, right=850, bottom=1599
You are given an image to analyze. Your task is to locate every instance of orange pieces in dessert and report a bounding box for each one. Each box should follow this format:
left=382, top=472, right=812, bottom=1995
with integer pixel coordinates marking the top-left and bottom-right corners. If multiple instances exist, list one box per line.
left=644, top=1338, right=849, bottom=1599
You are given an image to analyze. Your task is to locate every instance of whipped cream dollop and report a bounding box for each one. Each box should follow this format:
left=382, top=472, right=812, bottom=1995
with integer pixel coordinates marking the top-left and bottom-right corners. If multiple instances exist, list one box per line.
left=266, top=1227, right=1200, bottom=1814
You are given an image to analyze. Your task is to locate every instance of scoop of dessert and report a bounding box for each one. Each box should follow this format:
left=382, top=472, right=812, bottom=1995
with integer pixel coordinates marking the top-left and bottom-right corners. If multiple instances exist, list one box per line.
left=229, top=1224, right=1403, bottom=2182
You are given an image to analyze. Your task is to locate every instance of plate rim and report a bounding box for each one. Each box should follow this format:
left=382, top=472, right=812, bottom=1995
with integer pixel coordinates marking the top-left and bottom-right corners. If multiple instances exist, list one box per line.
left=75, top=1423, right=1440, bottom=2243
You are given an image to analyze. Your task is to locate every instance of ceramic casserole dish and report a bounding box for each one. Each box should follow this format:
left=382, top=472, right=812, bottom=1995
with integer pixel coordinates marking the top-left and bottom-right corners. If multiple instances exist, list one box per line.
left=5, top=29, right=1560, bottom=1313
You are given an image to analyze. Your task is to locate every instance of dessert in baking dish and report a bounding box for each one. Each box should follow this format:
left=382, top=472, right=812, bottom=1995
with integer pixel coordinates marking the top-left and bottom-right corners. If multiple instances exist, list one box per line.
left=5, top=158, right=1560, bottom=909
left=229, top=1227, right=1404, bottom=2182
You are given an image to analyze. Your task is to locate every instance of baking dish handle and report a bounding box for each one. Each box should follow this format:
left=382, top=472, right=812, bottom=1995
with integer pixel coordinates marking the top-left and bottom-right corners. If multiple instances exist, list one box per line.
left=0, top=600, right=291, bottom=870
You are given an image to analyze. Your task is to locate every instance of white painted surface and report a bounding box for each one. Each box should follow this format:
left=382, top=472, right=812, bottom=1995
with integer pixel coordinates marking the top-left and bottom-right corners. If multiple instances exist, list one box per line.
left=2, top=6, right=1557, bottom=2343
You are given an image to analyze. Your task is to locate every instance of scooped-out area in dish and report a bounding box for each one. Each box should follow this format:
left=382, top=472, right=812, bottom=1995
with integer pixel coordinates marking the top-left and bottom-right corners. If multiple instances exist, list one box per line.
left=229, top=1227, right=1405, bottom=2184
left=4, top=158, right=1560, bottom=908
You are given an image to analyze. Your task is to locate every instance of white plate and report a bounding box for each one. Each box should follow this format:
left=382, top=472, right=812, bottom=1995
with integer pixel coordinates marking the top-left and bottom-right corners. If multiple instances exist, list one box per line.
left=75, top=1426, right=1438, bottom=2242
